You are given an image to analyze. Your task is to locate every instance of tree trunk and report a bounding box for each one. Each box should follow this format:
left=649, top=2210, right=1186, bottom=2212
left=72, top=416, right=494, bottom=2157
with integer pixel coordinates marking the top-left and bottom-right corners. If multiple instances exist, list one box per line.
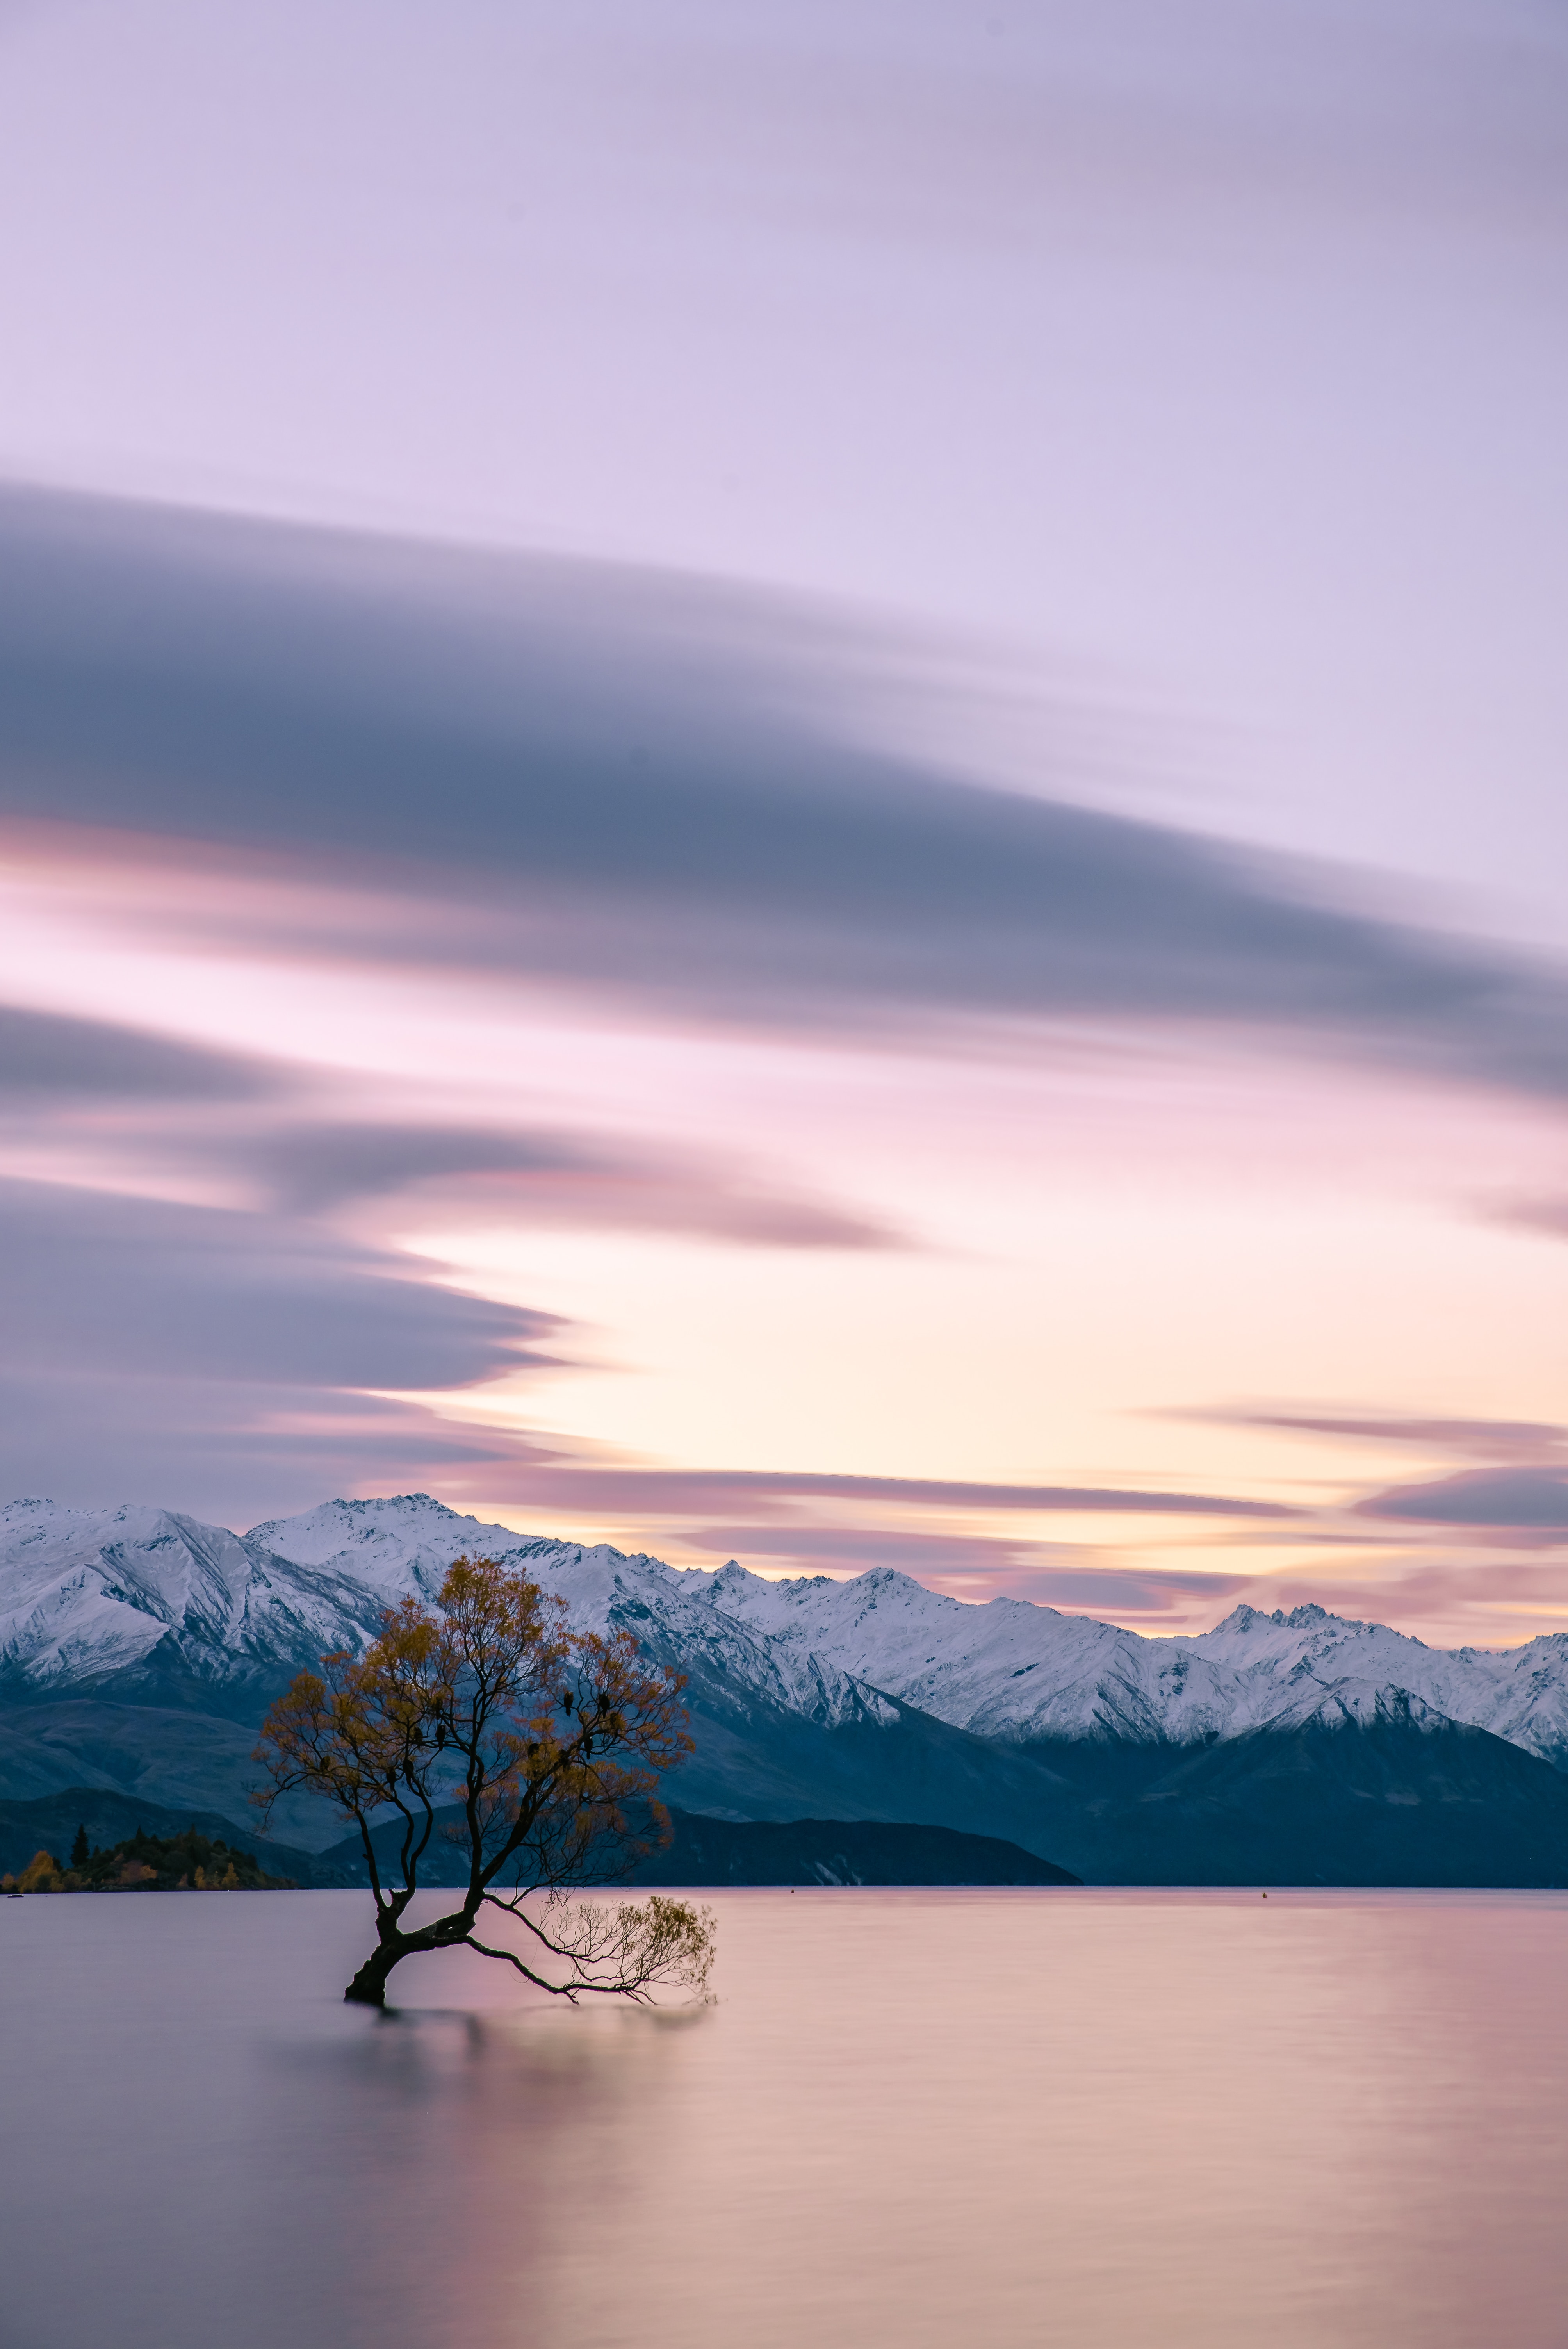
left=344, top=1935, right=409, bottom=2006
left=344, top=1903, right=478, bottom=2004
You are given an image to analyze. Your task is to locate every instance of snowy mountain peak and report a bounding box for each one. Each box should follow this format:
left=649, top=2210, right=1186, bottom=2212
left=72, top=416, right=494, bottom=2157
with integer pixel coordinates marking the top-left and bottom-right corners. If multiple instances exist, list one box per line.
left=0, top=1499, right=270, bottom=1688
left=5, top=1494, right=1568, bottom=1776
left=681, top=1556, right=1568, bottom=1768
left=245, top=1492, right=530, bottom=1593
left=1210, top=1600, right=1346, bottom=1636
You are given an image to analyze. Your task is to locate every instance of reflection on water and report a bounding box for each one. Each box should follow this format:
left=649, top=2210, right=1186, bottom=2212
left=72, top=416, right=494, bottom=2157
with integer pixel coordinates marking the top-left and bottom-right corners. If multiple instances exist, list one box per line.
left=2, top=1887, right=1565, bottom=2348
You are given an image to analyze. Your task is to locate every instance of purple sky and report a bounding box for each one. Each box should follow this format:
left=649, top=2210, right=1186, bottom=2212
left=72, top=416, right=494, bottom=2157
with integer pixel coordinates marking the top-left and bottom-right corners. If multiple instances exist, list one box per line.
left=1, top=0, right=1566, bottom=1643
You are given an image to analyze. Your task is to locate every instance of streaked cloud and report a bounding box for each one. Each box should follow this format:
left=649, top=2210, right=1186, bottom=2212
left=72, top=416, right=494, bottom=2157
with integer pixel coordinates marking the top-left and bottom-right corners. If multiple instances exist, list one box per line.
left=7, top=485, right=1568, bottom=1100
left=226, top=1119, right=902, bottom=1249
left=470, top=1462, right=1299, bottom=1519
left=1204, top=1407, right=1568, bottom=1462
left=0, top=1003, right=282, bottom=1100
left=0, top=1172, right=568, bottom=1520
left=1360, top=1467, right=1568, bottom=1531
left=0, top=1174, right=553, bottom=1389
left=3, top=487, right=1564, bottom=1634
left=1491, top=1195, right=1568, bottom=1242
left=0, top=1003, right=905, bottom=1251
left=0, top=7, right=1564, bottom=1654
left=0, top=1377, right=546, bottom=1530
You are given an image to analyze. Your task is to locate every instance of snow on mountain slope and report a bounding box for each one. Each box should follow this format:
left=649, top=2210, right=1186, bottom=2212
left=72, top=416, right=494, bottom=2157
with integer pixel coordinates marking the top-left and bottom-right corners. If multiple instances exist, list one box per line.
left=0, top=1500, right=260, bottom=1685
left=0, top=1492, right=887, bottom=1730
left=244, top=1494, right=551, bottom=1602
left=687, top=1563, right=1243, bottom=1744
left=5, top=1493, right=1568, bottom=1773
left=0, top=1496, right=457, bottom=1694
left=0, top=1493, right=586, bottom=1694
left=688, top=1566, right=1568, bottom=1769
left=248, top=1493, right=882, bottom=1725
left=1184, top=1602, right=1568, bottom=1764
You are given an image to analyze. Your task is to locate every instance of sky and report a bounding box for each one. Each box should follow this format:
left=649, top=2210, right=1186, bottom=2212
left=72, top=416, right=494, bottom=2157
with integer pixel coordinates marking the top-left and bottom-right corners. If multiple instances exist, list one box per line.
left=1, top=0, right=1566, bottom=1645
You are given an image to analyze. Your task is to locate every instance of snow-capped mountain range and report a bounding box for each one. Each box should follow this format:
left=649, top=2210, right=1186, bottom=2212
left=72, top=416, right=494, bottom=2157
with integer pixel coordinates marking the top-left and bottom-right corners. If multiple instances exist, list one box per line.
left=4, top=1490, right=1567, bottom=1772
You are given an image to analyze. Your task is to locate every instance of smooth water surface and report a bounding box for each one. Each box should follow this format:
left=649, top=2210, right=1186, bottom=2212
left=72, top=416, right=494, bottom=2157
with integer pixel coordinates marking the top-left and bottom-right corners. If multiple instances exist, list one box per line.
left=2, top=1887, right=1564, bottom=2349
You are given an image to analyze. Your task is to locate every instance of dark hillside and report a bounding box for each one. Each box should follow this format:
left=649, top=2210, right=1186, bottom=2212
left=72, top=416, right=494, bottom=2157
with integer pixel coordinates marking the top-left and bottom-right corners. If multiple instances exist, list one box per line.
left=314, top=1804, right=1080, bottom=1887
left=1023, top=1706, right=1568, bottom=1886
left=0, top=1788, right=346, bottom=1884
left=626, top=1812, right=1079, bottom=1886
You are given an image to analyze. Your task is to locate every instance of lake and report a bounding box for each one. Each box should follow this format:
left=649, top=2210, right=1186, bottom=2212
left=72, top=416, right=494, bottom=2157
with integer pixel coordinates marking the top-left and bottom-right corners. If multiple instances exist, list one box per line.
left=2, top=1887, right=1564, bottom=2347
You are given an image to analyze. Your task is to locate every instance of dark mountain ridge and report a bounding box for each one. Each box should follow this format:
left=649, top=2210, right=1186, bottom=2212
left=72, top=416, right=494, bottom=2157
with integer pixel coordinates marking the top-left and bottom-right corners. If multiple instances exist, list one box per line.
left=5, top=1495, right=1568, bottom=1884
left=314, top=1805, right=1080, bottom=1889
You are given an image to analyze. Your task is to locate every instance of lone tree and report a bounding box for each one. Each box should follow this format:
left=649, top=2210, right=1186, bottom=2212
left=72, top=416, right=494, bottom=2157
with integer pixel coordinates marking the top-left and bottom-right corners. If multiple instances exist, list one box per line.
left=253, top=1554, right=716, bottom=2007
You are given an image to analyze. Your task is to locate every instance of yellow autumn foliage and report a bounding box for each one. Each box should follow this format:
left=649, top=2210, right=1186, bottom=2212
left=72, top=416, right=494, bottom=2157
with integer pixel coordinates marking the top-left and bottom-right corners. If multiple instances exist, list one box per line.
left=254, top=1551, right=715, bottom=2006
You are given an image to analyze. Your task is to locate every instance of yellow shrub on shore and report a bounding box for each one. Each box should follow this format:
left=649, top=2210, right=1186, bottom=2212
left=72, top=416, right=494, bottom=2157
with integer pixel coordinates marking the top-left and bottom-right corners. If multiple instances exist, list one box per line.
left=16, top=1850, right=66, bottom=1893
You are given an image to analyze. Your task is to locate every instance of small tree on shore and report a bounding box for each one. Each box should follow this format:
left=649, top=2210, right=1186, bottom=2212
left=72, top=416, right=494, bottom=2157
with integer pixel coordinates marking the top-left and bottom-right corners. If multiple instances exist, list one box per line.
left=253, top=1555, right=715, bottom=2007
